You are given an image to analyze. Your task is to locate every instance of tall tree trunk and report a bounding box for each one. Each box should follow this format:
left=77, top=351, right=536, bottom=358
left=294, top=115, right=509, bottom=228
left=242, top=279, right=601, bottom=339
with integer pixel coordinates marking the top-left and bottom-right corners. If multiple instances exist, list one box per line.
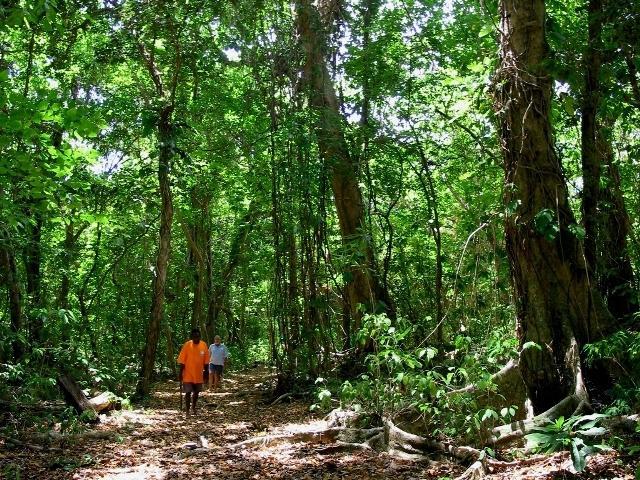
left=138, top=104, right=175, bottom=396
left=183, top=189, right=210, bottom=334
left=494, top=0, right=615, bottom=412
left=295, top=0, right=393, bottom=340
left=580, top=0, right=602, bottom=272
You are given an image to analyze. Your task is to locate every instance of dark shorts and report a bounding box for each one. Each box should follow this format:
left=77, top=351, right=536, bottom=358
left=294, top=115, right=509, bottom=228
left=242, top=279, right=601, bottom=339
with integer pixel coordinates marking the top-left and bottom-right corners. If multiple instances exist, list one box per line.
left=183, top=383, right=203, bottom=393
left=210, top=364, right=224, bottom=375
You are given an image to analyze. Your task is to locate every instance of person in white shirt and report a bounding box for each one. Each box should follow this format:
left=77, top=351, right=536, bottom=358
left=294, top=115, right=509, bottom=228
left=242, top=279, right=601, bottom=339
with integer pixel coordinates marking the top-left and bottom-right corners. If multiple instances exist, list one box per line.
left=208, top=335, right=229, bottom=391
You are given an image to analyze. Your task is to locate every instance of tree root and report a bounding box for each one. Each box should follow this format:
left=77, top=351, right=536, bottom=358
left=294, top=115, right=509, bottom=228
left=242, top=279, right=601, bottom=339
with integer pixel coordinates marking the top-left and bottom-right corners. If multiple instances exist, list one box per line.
left=488, top=393, right=586, bottom=446
left=229, top=426, right=384, bottom=449
left=386, top=419, right=480, bottom=462
left=269, top=392, right=293, bottom=406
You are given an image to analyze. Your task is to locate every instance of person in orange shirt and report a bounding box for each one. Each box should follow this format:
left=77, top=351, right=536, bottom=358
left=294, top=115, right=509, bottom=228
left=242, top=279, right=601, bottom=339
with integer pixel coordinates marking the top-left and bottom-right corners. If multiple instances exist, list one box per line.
left=177, top=328, right=210, bottom=417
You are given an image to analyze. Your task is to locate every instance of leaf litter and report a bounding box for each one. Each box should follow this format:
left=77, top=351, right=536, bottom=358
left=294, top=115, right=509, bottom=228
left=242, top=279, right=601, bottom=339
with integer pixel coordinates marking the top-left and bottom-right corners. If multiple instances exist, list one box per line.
left=0, top=366, right=636, bottom=479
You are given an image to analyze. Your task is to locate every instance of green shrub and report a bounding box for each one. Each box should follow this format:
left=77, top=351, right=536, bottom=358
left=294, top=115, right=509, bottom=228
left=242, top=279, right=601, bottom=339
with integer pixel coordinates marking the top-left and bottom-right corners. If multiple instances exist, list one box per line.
left=524, top=414, right=610, bottom=472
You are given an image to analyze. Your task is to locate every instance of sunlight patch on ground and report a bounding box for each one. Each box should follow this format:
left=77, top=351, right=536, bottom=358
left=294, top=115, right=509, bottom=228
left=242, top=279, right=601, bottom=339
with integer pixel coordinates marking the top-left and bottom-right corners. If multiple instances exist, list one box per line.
left=280, top=419, right=328, bottom=434
left=220, top=421, right=251, bottom=430
left=74, top=463, right=166, bottom=479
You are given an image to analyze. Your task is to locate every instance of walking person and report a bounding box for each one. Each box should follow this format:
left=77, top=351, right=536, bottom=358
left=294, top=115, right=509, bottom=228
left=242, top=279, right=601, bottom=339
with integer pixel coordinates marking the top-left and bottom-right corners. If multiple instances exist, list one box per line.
left=177, top=328, right=210, bottom=417
left=208, top=335, right=229, bottom=391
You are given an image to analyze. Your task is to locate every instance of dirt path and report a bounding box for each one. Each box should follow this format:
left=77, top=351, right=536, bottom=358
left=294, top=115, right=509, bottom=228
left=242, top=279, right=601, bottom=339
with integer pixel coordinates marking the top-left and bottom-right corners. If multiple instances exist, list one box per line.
left=1, top=367, right=458, bottom=479
left=2, top=367, right=635, bottom=479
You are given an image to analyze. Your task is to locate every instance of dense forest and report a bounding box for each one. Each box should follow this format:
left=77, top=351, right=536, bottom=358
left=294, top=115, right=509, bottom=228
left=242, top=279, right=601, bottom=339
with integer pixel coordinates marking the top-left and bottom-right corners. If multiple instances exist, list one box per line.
left=1, top=0, right=639, bottom=477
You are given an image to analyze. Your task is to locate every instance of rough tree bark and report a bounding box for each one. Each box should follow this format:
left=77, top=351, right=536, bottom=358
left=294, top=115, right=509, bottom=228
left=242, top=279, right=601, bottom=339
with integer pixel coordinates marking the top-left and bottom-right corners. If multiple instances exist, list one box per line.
left=494, top=0, right=616, bottom=412
left=295, top=0, right=394, bottom=340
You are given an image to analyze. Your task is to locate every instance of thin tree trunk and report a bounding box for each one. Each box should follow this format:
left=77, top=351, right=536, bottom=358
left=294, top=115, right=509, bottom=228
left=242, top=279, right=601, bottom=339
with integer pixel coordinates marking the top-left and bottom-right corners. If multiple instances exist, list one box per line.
left=0, top=237, right=23, bottom=360
left=494, top=0, right=615, bottom=412
left=412, top=143, right=444, bottom=344
left=206, top=202, right=258, bottom=340
left=23, top=210, right=43, bottom=343
left=138, top=104, right=175, bottom=396
left=595, top=129, right=637, bottom=320
left=183, top=190, right=210, bottom=334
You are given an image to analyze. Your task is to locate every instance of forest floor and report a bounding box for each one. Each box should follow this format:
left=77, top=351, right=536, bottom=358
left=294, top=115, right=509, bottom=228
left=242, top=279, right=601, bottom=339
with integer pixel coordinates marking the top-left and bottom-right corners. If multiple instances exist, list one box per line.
left=1, top=366, right=636, bottom=479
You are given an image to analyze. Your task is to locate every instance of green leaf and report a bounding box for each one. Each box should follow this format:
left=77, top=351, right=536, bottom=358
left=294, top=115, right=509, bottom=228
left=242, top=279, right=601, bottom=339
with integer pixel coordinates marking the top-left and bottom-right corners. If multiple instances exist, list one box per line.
left=522, top=341, right=542, bottom=351
left=479, top=23, right=493, bottom=38
left=571, top=438, right=587, bottom=472
left=568, top=223, right=586, bottom=240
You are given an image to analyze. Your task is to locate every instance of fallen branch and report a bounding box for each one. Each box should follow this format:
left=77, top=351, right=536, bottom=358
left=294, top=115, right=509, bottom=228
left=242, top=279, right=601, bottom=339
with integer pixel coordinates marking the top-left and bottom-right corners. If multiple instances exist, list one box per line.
left=0, top=434, right=63, bottom=452
left=32, top=429, right=118, bottom=444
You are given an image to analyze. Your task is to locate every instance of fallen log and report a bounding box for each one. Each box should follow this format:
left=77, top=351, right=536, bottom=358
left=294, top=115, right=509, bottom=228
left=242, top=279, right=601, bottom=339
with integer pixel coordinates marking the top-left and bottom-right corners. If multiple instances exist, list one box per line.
left=87, top=392, right=120, bottom=413
left=57, top=374, right=94, bottom=414
left=57, top=374, right=120, bottom=415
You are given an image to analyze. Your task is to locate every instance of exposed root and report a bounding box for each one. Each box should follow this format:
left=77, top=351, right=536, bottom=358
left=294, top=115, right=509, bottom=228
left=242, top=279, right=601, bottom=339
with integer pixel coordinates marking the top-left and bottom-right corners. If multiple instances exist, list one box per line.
left=270, top=392, right=293, bottom=406
left=229, top=426, right=384, bottom=449
left=488, top=393, right=585, bottom=446
left=386, top=419, right=481, bottom=462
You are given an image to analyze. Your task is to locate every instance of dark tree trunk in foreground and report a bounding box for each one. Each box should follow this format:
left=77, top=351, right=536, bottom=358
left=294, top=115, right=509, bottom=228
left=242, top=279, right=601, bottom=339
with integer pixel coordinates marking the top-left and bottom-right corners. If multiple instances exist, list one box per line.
left=1, top=237, right=23, bottom=360
left=295, top=0, right=394, bottom=341
left=495, top=0, right=616, bottom=412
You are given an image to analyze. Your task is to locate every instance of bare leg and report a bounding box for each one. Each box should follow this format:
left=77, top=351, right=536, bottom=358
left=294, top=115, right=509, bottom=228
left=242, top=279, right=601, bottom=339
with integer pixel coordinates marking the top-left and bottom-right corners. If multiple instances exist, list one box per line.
left=185, top=392, right=192, bottom=416
left=192, top=391, right=199, bottom=414
left=209, top=372, right=213, bottom=390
